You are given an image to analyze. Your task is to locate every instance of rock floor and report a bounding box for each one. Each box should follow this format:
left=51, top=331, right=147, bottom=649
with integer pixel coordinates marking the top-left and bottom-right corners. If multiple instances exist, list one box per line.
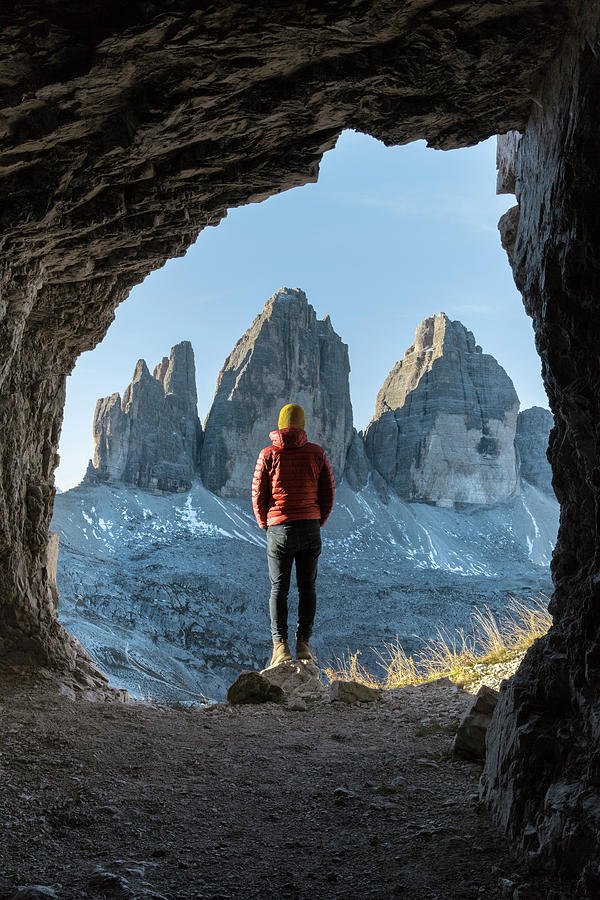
left=0, top=669, right=559, bottom=900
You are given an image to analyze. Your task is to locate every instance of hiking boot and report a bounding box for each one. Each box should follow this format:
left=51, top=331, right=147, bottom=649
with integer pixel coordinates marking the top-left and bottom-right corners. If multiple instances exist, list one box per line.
left=267, top=640, right=292, bottom=668
left=296, top=637, right=314, bottom=662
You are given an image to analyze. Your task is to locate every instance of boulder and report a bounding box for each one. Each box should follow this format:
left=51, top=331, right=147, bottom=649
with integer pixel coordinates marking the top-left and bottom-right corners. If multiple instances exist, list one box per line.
left=287, top=698, right=308, bottom=711
left=86, top=871, right=131, bottom=898
left=515, top=406, right=554, bottom=495
left=90, top=342, right=202, bottom=493
left=453, top=685, right=499, bottom=760
left=365, top=313, right=520, bottom=506
left=226, top=671, right=285, bottom=705
left=260, top=659, right=325, bottom=697
left=329, top=679, right=380, bottom=704
left=201, top=288, right=353, bottom=495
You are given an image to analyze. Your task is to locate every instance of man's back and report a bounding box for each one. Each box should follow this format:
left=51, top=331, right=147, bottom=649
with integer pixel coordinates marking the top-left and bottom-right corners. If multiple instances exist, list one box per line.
left=252, top=426, right=334, bottom=529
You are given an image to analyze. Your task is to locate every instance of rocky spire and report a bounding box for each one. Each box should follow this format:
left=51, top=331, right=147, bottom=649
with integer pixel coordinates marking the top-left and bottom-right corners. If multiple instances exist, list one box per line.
left=364, top=313, right=520, bottom=506
left=201, top=287, right=353, bottom=496
left=91, top=341, right=202, bottom=492
left=515, top=406, right=554, bottom=495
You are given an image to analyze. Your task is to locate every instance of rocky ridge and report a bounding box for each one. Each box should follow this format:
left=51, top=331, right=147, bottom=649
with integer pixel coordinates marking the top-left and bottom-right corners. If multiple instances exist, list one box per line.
left=86, top=300, right=553, bottom=510
left=90, top=341, right=201, bottom=492
left=200, top=287, right=354, bottom=496
left=365, top=313, right=521, bottom=506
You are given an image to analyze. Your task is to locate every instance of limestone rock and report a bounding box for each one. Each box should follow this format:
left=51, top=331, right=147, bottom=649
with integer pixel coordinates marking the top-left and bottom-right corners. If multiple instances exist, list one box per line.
left=343, top=430, right=390, bottom=501
left=287, top=697, right=308, bottom=711
left=343, top=429, right=371, bottom=492
left=481, top=12, right=600, bottom=888
left=260, top=659, right=325, bottom=697
left=515, top=407, right=554, bottom=495
left=201, top=288, right=353, bottom=495
left=87, top=871, right=131, bottom=898
left=496, top=131, right=522, bottom=195
left=45, top=530, right=60, bottom=613
left=364, top=313, right=520, bottom=506
left=453, top=685, right=499, bottom=760
left=329, top=680, right=380, bottom=704
left=91, top=342, right=201, bottom=492
left=226, top=671, right=284, bottom=705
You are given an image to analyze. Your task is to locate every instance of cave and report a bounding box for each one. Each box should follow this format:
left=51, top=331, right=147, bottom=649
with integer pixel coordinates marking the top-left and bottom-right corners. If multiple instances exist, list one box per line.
left=1, top=0, right=598, bottom=894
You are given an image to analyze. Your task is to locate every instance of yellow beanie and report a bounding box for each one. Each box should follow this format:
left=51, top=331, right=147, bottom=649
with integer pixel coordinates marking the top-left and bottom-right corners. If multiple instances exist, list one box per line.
left=278, top=403, right=305, bottom=429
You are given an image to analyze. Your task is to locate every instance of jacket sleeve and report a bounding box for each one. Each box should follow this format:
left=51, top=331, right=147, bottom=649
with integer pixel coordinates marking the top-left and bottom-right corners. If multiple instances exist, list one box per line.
left=251, top=449, right=270, bottom=529
left=317, top=451, right=335, bottom=526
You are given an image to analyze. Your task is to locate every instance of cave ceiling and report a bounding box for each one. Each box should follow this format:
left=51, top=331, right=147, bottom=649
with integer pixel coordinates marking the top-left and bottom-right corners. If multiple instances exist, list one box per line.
left=0, top=0, right=568, bottom=363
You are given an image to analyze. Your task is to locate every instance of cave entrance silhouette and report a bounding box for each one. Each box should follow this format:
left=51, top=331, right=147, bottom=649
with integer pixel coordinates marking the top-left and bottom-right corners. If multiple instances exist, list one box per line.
left=51, top=131, right=556, bottom=718
left=1, top=2, right=599, bottom=894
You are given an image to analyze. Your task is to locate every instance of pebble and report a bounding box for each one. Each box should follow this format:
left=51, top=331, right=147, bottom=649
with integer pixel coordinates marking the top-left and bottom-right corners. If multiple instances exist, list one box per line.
left=287, top=698, right=307, bottom=711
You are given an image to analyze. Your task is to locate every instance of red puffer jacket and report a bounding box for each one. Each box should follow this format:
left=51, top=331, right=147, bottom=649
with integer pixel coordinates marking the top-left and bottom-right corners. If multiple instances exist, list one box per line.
left=251, top=427, right=335, bottom=529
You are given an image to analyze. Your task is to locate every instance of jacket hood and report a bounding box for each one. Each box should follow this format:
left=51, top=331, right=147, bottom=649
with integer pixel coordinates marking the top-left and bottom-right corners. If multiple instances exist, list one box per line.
left=270, top=426, right=308, bottom=449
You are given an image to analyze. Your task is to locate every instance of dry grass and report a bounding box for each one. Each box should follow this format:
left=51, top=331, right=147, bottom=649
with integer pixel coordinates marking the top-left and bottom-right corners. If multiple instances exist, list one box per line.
left=323, top=595, right=552, bottom=690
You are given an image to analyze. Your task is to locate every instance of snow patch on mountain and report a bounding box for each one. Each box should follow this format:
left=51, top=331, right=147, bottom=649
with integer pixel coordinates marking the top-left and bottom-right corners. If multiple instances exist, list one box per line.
left=52, top=478, right=557, bottom=701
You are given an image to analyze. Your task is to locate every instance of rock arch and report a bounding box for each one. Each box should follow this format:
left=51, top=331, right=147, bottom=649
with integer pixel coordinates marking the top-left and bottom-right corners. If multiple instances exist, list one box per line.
left=0, top=0, right=598, bottom=891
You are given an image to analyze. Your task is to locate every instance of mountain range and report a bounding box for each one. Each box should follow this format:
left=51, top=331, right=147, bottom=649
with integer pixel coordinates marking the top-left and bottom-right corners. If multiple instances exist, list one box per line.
left=52, top=288, right=557, bottom=700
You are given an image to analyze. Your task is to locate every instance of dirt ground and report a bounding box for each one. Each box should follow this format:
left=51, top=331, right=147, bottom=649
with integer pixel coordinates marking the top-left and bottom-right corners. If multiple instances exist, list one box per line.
left=0, top=668, right=559, bottom=900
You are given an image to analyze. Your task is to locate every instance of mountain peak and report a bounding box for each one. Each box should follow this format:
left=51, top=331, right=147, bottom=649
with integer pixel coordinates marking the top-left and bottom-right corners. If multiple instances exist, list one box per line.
left=201, top=287, right=353, bottom=496
left=365, top=315, right=519, bottom=506
left=407, top=312, right=481, bottom=361
left=90, top=342, right=201, bottom=492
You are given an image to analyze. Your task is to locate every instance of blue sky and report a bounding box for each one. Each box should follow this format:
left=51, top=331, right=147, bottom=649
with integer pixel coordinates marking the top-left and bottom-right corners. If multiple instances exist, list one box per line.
left=56, top=131, right=547, bottom=491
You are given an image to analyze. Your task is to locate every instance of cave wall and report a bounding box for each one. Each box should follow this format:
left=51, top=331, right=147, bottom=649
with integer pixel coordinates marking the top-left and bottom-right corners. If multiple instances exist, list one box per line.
left=481, top=3, right=600, bottom=894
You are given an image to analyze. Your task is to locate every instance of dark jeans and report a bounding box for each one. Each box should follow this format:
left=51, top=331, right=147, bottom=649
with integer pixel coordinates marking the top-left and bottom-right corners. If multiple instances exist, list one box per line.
left=267, top=519, right=322, bottom=643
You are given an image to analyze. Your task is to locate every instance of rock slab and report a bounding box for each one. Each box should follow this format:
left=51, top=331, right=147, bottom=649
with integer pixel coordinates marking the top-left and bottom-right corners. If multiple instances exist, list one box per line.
left=201, top=288, right=353, bottom=495
left=260, top=659, right=325, bottom=697
left=365, top=313, right=520, bottom=506
left=453, top=684, right=499, bottom=760
left=226, top=671, right=284, bottom=705
left=91, top=342, right=201, bottom=492
left=329, top=680, right=380, bottom=704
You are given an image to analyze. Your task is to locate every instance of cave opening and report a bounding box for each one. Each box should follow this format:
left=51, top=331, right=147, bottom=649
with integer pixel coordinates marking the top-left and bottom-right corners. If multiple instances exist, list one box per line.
left=50, top=130, right=556, bottom=709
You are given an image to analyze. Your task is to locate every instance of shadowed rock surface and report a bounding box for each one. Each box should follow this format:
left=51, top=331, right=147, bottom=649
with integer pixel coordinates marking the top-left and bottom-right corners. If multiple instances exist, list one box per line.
left=201, top=288, right=353, bottom=495
left=343, top=429, right=373, bottom=494
left=91, top=341, right=201, bottom=492
left=226, top=670, right=284, bottom=705
left=480, top=6, right=600, bottom=889
left=365, top=313, right=520, bottom=506
left=515, top=406, right=554, bottom=495
left=453, top=685, right=499, bottom=760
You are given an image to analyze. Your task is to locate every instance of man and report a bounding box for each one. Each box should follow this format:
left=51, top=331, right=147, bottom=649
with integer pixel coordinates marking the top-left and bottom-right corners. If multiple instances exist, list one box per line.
left=251, top=403, right=335, bottom=667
